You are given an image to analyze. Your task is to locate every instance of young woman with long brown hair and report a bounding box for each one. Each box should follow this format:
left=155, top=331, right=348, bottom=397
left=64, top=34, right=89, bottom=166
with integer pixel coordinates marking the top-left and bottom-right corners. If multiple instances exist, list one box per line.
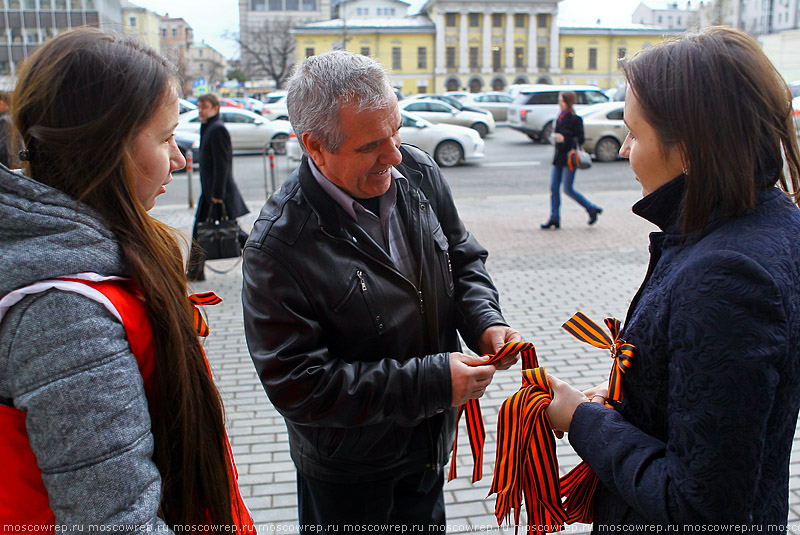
left=0, top=28, right=252, bottom=530
left=545, top=26, right=800, bottom=528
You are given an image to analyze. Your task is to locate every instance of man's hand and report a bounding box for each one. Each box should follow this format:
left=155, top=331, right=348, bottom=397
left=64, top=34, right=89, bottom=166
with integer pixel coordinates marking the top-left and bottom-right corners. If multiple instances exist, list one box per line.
left=477, top=325, right=523, bottom=370
left=449, top=352, right=495, bottom=407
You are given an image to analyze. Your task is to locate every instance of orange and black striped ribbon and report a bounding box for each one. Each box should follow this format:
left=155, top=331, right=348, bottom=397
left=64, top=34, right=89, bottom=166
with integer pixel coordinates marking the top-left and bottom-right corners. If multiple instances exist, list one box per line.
left=561, top=312, right=634, bottom=409
left=488, top=313, right=634, bottom=533
left=448, top=341, right=535, bottom=483
left=188, top=292, right=222, bottom=337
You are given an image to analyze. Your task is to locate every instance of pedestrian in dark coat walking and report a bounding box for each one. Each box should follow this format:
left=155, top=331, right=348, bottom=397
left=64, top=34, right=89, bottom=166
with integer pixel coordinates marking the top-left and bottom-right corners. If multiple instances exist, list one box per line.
left=545, top=26, right=800, bottom=529
left=187, top=93, right=249, bottom=281
left=541, top=91, right=602, bottom=229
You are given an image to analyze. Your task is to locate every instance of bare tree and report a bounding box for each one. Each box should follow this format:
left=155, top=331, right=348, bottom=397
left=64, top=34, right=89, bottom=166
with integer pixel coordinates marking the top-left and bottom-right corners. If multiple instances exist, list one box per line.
left=237, top=19, right=296, bottom=89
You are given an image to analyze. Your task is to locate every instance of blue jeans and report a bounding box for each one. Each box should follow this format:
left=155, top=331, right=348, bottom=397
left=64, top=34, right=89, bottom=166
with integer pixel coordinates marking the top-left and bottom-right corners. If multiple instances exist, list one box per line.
left=548, top=165, right=597, bottom=220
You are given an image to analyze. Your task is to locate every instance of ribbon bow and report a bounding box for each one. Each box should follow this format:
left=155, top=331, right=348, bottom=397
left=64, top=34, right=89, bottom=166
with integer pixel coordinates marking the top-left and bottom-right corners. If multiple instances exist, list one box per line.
left=448, top=341, right=534, bottom=483
left=188, top=292, right=222, bottom=337
left=561, top=312, right=634, bottom=408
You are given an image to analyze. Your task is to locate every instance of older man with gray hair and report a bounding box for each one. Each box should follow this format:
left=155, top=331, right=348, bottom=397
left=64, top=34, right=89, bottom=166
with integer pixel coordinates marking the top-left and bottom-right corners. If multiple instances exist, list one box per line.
left=242, top=50, right=521, bottom=532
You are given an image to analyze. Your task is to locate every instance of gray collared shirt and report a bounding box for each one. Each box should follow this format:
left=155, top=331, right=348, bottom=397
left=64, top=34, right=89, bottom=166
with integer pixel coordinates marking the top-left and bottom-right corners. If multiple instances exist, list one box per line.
left=309, top=158, right=417, bottom=281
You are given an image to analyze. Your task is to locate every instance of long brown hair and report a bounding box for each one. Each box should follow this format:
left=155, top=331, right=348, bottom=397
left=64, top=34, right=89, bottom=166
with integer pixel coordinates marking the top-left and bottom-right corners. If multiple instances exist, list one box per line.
left=12, top=28, right=238, bottom=527
left=621, top=25, right=800, bottom=235
left=560, top=90, right=577, bottom=114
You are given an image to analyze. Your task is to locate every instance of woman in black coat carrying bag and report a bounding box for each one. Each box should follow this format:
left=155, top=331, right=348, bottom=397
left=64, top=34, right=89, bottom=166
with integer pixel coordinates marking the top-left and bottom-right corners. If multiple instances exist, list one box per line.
left=541, top=91, right=602, bottom=229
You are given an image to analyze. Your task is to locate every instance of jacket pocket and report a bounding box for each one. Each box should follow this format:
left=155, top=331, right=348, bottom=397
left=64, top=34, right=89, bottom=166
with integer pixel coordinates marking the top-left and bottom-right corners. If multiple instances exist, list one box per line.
left=432, top=226, right=454, bottom=297
left=331, top=268, right=386, bottom=335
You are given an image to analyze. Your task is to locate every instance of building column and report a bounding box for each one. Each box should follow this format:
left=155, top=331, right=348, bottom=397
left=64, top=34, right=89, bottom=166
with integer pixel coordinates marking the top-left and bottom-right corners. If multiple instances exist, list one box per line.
left=459, top=9, right=469, bottom=74
left=527, top=11, right=537, bottom=73
left=549, top=11, right=560, bottom=73
left=504, top=12, right=514, bottom=73
left=434, top=11, right=445, bottom=75
left=481, top=10, right=492, bottom=73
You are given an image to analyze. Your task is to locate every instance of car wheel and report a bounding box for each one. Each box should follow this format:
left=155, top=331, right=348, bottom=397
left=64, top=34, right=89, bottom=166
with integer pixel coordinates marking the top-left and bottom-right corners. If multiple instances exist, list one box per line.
left=434, top=140, right=463, bottom=167
left=470, top=122, right=489, bottom=138
left=540, top=121, right=553, bottom=144
left=271, top=133, right=289, bottom=155
left=526, top=133, right=539, bottom=142
left=595, top=136, right=621, bottom=162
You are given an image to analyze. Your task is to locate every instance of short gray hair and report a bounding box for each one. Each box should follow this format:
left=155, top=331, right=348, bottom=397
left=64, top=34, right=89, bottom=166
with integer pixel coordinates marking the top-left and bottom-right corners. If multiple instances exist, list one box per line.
left=286, top=50, right=396, bottom=154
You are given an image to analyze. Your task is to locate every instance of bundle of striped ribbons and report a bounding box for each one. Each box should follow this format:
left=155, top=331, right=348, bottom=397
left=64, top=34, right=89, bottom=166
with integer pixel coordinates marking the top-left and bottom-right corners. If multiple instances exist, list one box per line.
left=447, top=312, right=634, bottom=534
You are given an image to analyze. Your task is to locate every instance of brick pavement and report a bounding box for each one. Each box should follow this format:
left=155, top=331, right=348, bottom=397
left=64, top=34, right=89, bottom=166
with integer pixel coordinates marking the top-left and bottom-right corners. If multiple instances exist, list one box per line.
left=151, top=185, right=800, bottom=534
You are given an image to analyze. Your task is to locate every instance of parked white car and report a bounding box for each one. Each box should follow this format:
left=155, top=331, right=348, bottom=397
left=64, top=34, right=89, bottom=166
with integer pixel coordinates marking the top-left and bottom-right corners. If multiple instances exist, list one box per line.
left=398, top=99, right=495, bottom=138
left=261, top=90, right=289, bottom=121
left=286, top=111, right=485, bottom=168
left=177, top=108, right=292, bottom=154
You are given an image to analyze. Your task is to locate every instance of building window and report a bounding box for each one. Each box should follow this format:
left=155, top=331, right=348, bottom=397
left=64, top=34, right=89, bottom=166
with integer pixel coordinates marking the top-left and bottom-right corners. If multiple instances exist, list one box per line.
left=70, top=0, right=80, bottom=9
left=492, top=47, right=501, bottom=71
left=445, top=12, right=456, bottom=27
left=269, top=0, right=282, bottom=10
left=515, top=13, right=525, bottom=28
left=360, top=47, right=369, bottom=56
left=514, top=47, right=524, bottom=68
left=469, top=46, right=479, bottom=69
left=537, top=14, right=547, bottom=28
left=588, top=47, right=597, bottom=70
left=199, top=63, right=204, bottom=71
left=40, top=0, right=52, bottom=8
left=161, top=28, right=166, bottom=37
left=492, top=13, right=503, bottom=28
left=658, top=15, right=663, bottom=23
left=305, top=47, right=314, bottom=57
left=24, top=0, right=35, bottom=8
left=617, top=47, right=626, bottom=59
left=302, top=0, right=316, bottom=10
left=446, top=46, right=456, bottom=69
left=565, top=47, right=574, bottom=69
left=252, top=0, right=265, bottom=10
left=171, top=28, right=176, bottom=38
left=392, top=47, right=401, bottom=70
left=537, top=46, right=546, bottom=68
left=129, top=16, right=136, bottom=26
left=469, top=13, right=479, bottom=27
left=285, top=0, right=298, bottom=10
left=417, top=46, right=427, bottom=69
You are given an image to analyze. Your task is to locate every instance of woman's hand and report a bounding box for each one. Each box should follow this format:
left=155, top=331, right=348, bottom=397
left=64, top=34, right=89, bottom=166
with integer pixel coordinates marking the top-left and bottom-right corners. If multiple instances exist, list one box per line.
left=546, top=375, right=606, bottom=438
left=554, top=133, right=565, bottom=143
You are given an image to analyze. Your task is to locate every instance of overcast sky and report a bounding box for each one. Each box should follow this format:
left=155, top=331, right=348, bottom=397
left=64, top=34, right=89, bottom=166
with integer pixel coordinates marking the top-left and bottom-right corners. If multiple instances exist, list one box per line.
left=130, top=0, right=652, bottom=60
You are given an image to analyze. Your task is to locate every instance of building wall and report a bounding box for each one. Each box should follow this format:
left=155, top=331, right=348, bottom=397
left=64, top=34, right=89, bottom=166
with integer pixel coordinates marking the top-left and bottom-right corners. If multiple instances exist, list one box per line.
left=187, top=43, right=228, bottom=95
left=160, top=16, right=193, bottom=95
left=294, top=28, right=435, bottom=95
left=557, top=29, right=680, bottom=89
left=0, top=0, right=121, bottom=83
left=761, top=28, right=800, bottom=83
left=122, top=5, right=161, bottom=52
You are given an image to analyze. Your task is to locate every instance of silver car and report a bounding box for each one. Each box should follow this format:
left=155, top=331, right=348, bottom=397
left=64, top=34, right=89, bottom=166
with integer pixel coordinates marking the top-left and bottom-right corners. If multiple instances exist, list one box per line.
left=398, top=99, right=495, bottom=138
left=460, top=92, right=515, bottom=121
left=578, top=102, right=627, bottom=162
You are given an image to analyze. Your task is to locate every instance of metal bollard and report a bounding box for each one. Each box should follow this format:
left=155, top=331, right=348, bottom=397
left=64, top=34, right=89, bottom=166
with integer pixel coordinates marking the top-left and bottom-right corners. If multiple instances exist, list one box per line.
left=268, top=148, right=277, bottom=194
left=186, top=149, right=194, bottom=209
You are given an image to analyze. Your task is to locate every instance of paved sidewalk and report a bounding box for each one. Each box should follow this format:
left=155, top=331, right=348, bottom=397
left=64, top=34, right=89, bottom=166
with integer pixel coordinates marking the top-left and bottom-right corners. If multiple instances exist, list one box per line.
left=152, top=186, right=800, bottom=534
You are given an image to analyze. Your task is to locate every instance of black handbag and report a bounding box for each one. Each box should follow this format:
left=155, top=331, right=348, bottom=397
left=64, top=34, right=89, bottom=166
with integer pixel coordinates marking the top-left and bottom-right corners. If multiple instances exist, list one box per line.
left=196, top=204, right=242, bottom=261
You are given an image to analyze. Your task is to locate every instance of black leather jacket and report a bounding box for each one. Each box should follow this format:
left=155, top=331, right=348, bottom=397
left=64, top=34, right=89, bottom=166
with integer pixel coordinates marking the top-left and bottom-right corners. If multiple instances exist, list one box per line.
left=242, top=144, right=507, bottom=482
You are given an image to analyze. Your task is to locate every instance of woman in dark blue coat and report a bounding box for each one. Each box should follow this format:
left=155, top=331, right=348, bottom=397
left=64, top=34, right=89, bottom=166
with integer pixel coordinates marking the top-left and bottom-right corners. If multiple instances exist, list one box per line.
left=540, top=91, right=602, bottom=229
left=545, top=26, right=800, bottom=529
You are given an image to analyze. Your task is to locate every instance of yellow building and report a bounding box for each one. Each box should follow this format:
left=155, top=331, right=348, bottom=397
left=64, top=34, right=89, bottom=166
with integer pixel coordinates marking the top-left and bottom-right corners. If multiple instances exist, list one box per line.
left=293, top=0, right=436, bottom=95
left=121, top=0, right=162, bottom=53
left=557, top=26, right=681, bottom=89
left=292, top=0, right=683, bottom=95
left=418, top=0, right=561, bottom=93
